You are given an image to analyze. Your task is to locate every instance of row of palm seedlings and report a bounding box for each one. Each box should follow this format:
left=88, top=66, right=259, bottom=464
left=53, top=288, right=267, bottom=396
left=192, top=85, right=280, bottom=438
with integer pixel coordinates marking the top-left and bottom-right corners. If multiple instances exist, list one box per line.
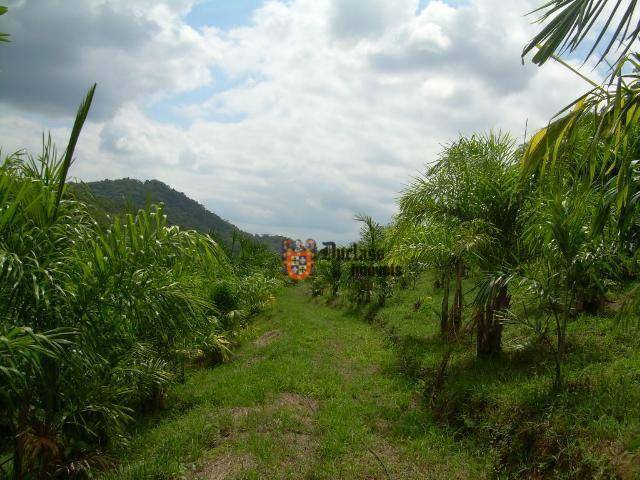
left=312, top=214, right=403, bottom=313
left=0, top=88, right=280, bottom=478
left=313, top=120, right=637, bottom=389
left=314, top=0, right=640, bottom=391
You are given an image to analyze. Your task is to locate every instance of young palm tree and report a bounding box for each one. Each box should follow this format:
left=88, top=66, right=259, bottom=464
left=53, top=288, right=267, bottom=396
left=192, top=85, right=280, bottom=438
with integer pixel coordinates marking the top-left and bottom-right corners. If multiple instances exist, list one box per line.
left=518, top=197, right=600, bottom=388
left=315, top=256, right=342, bottom=298
left=355, top=214, right=391, bottom=306
left=338, top=215, right=387, bottom=307
left=0, top=86, right=100, bottom=478
left=393, top=133, right=524, bottom=354
left=388, top=216, right=486, bottom=335
left=0, top=81, right=281, bottom=476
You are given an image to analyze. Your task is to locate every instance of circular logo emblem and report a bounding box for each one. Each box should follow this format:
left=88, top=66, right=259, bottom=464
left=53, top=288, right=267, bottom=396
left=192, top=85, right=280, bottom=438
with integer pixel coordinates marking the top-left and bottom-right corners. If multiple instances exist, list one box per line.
left=282, top=238, right=316, bottom=280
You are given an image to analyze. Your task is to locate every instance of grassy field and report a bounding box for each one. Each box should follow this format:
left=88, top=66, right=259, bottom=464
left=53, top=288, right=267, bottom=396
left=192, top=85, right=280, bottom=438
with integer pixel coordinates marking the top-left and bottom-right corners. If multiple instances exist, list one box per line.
left=371, top=276, right=640, bottom=478
left=102, top=274, right=640, bottom=479
left=101, top=284, right=488, bottom=479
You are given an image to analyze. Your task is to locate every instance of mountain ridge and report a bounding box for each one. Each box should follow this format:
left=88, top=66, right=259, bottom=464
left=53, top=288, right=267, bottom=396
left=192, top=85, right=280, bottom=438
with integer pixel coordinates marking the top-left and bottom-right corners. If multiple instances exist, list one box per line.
left=73, top=178, right=285, bottom=251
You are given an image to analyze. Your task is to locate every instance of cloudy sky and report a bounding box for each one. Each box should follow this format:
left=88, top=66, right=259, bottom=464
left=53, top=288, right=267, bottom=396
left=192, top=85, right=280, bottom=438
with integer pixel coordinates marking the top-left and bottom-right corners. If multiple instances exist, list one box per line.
left=0, top=0, right=597, bottom=242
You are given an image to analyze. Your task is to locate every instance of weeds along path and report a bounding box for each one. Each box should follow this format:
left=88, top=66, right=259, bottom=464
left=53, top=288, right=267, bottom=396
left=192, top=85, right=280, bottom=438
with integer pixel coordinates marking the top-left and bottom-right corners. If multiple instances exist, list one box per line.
left=103, top=286, right=488, bottom=479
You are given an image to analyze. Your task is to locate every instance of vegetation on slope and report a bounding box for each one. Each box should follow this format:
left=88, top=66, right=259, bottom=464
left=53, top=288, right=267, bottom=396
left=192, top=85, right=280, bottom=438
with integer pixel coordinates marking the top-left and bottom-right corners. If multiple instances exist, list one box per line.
left=369, top=275, right=640, bottom=479
left=312, top=201, right=640, bottom=476
left=72, top=179, right=286, bottom=252
left=307, top=125, right=640, bottom=477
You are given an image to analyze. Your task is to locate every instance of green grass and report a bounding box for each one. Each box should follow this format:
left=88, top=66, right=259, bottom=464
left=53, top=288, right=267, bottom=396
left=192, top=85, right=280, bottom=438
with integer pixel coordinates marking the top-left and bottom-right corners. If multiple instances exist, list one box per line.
left=370, top=275, right=640, bottom=479
left=101, top=275, right=640, bottom=479
left=101, top=285, right=488, bottom=479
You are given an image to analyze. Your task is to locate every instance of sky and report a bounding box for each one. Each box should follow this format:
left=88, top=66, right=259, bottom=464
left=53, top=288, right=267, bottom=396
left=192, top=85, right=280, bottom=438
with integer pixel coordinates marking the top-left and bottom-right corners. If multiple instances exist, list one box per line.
left=0, top=0, right=600, bottom=243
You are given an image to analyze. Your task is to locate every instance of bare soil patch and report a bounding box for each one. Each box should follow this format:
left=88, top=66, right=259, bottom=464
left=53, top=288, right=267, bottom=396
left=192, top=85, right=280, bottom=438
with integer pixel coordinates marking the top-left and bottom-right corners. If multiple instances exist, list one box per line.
left=254, top=330, right=281, bottom=347
left=194, top=392, right=319, bottom=478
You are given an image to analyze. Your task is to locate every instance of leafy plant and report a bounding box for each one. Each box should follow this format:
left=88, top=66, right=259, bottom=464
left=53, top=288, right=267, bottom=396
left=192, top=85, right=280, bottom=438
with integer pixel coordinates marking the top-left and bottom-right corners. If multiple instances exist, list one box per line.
left=0, top=84, right=279, bottom=477
left=522, top=1, right=640, bottom=220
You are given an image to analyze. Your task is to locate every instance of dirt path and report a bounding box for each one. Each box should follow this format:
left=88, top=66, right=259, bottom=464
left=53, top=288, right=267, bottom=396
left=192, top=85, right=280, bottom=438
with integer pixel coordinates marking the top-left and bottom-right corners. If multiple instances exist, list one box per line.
left=103, top=286, right=487, bottom=479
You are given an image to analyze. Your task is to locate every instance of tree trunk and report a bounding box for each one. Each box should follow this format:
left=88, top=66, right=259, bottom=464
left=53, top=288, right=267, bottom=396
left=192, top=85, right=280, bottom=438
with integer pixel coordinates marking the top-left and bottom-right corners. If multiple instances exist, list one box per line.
left=440, top=270, right=451, bottom=335
left=543, top=309, right=564, bottom=390
left=429, top=347, right=452, bottom=407
left=476, top=285, right=510, bottom=357
left=43, top=358, right=59, bottom=423
left=331, top=283, right=338, bottom=298
left=450, top=260, right=464, bottom=333
left=434, top=272, right=443, bottom=290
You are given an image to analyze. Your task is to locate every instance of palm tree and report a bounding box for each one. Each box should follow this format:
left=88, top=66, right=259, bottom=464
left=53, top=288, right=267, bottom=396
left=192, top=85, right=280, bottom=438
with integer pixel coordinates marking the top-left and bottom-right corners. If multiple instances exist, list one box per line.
left=315, top=256, right=342, bottom=298
left=0, top=327, right=74, bottom=479
left=388, top=216, right=486, bottom=335
left=0, top=87, right=99, bottom=478
left=393, top=133, right=523, bottom=352
left=522, top=1, right=640, bottom=215
left=520, top=187, right=613, bottom=388
left=345, top=214, right=388, bottom=307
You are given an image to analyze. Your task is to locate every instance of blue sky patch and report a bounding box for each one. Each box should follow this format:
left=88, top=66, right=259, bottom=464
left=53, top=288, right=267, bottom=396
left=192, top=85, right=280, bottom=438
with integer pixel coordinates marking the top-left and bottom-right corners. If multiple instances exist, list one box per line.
left=186, top=0, right=265, bottom=30
left=146, top=67, right=256, bottom=128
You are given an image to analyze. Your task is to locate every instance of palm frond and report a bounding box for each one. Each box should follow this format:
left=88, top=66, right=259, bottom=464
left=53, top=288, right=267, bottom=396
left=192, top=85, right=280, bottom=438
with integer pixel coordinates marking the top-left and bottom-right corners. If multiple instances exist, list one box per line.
left=54, top=84, right=96, bottom=213
left=523, top=0, right=640, bottom=67
left=522, top=54, right=640, bottom=211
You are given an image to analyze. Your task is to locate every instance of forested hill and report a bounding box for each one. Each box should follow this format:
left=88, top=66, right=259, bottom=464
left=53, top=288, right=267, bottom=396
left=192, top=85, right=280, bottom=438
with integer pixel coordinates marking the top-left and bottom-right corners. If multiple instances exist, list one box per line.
left=73, top=178, right=286, bottom=251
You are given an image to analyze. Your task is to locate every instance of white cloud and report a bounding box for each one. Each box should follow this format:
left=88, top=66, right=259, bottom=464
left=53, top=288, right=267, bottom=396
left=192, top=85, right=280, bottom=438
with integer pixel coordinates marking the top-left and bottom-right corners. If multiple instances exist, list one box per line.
left=1, top=0, right=598, bottom=242
left=0, top=0, right=215, bottom=118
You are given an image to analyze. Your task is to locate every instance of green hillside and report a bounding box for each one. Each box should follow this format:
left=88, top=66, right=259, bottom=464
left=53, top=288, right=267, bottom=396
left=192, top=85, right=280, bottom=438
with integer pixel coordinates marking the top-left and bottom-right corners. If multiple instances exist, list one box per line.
left=73, top=178, right=286, bottom=251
